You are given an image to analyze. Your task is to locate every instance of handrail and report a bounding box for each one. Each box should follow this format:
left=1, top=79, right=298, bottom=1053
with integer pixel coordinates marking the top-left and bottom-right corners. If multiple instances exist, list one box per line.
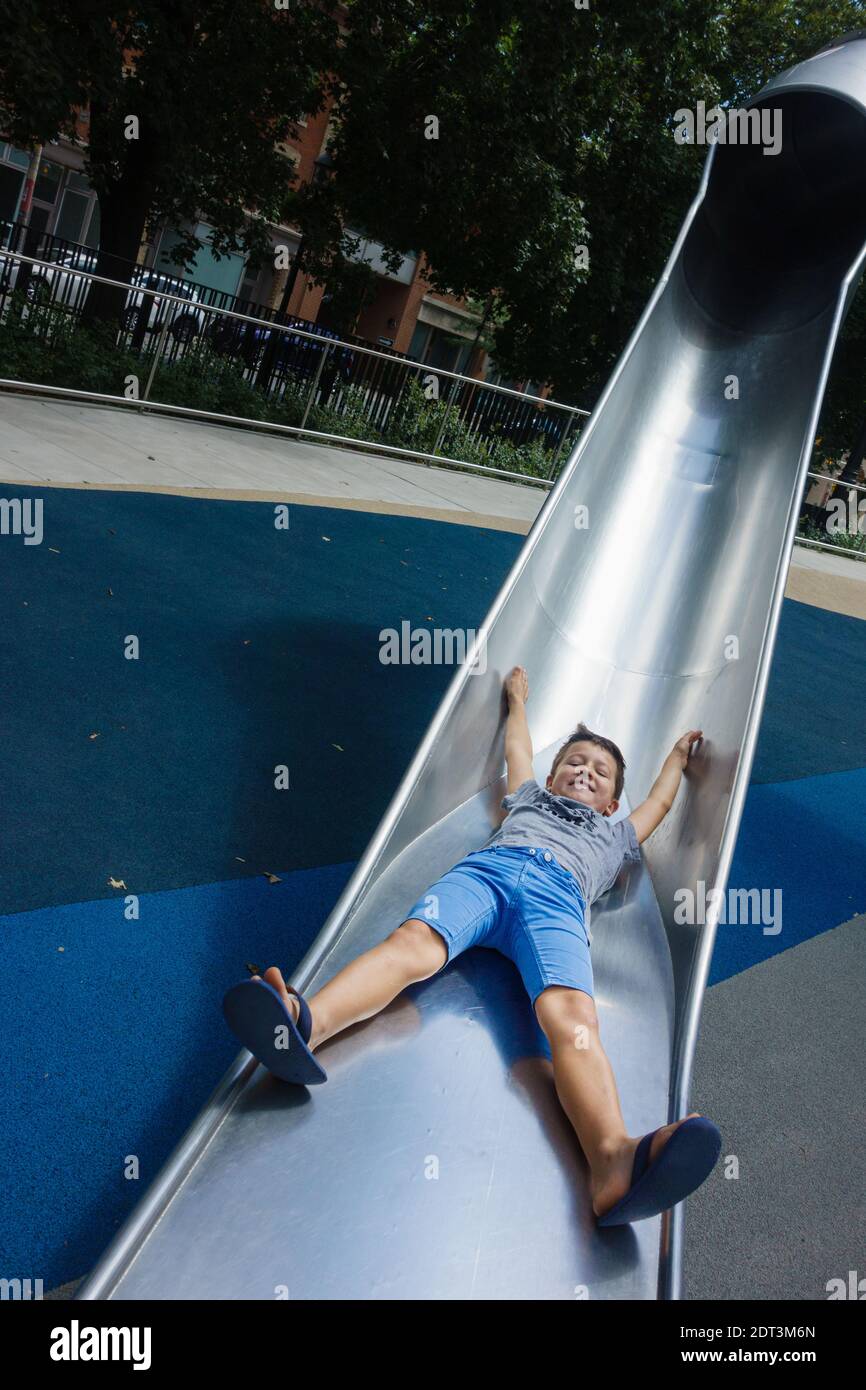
left=1, top=246, right=860, bottom=543
left=801, top=468, right=866, bottom=558
left=805, top=467, right=866, bottom=494
left=0, top=245, right=589, bottom=415
left=0, top=376, right=555, bottom=488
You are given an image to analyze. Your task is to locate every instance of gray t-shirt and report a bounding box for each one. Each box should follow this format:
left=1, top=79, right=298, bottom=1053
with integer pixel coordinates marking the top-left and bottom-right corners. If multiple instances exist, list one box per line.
left=482, top=779, right=642, bottom=938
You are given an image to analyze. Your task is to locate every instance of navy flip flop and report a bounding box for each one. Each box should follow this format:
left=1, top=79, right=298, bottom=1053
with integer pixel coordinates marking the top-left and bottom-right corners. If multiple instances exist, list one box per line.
left=596, top=1115, right=722, bottom=1227
left=222, top=970, right=327, bottom=1086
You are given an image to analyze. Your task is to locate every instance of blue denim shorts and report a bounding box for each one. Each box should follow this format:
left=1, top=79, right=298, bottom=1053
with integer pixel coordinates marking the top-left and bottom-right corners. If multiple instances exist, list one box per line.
left=403, top=844, right=592, bottom=1008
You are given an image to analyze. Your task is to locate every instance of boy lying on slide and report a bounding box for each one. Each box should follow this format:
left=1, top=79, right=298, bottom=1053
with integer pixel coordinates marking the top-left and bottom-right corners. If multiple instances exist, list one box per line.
left=223, top=664, right=721, bottom=1226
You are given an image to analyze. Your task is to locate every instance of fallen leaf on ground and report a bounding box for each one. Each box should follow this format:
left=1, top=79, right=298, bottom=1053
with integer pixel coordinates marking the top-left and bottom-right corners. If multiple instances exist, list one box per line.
left=88, top=732, right=99, bottom=740
left=263, top=872, right=282, bottom=884
left=107, top=877, right=127, bottom=889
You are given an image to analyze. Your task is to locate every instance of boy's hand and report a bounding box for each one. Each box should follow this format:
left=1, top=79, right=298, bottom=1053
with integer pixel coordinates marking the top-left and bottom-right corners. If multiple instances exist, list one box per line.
left=503, top=666, right=533, bottom=794
left=672, top=729, right=703, bottom=768
left=630, top=729, right=704, bottom=845
left=505, top=665, right=529, bottom=707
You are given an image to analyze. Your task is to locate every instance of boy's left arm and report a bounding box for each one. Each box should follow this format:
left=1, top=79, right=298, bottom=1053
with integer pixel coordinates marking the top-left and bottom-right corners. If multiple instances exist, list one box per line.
left=628, top=729, right=703, bottom=845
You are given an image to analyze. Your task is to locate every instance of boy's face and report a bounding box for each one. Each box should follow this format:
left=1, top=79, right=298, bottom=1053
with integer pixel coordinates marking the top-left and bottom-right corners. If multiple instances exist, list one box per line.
left=546, top=739, right=620, bottom=816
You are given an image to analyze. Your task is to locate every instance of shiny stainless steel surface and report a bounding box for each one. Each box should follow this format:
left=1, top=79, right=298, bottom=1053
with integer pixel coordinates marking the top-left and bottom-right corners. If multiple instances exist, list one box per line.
left=76, top=40, right=866, bottom=1301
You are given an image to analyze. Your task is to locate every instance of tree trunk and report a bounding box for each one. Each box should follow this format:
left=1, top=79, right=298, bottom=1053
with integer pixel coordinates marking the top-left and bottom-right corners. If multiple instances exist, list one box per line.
left=254, top=245, right=304, bottom=391
left=81, top=175, right=154, bottom=332
left=832, top=410, right=866, bottom=492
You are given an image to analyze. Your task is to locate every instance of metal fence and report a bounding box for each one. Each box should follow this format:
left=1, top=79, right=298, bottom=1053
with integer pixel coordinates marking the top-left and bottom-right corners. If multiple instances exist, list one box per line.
left=799, top=470, right=866, bottom=560
left=0, top=239, right=589, bottom=482
left=0, top=215, right=407, bottom=354
left=1, top=237, right=863, bottom=545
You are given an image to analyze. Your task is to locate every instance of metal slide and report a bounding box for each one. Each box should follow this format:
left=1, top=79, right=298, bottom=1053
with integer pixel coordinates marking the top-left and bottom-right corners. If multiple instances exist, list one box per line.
left=77, top=39, right=866, bottom=1301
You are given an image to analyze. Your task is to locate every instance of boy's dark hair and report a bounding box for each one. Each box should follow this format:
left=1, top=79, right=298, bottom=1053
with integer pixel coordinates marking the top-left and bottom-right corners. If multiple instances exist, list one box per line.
left=550, top=723, right=626, bottom=800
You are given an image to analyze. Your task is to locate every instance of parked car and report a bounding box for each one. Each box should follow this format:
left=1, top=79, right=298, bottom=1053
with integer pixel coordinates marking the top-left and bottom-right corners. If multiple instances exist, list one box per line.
left=121, top=265, right=208, bottom=341
left=0, top=241, right=96, bottom=308
left=0, top=241, right=207, bottom=340
left=208, top=317, right=355, bottom=382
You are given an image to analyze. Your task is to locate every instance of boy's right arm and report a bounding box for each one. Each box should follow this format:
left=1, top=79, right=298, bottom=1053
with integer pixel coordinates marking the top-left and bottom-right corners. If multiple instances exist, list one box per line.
left=504, top=665, right=535, bottom=794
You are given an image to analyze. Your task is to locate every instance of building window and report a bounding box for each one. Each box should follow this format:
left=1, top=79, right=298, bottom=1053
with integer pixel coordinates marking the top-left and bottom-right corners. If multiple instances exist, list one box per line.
left=154, top=222, right=246, bottom=298
left=408, top=321, right=471, bottom=374
left=33, top=158, right=63, bottom=205
left=0, top=144, right=31, bottom=225
left=0, top=165, right=24, bottom=225
left=54, top=170, right=100, bottom=246
left=1, top=143, right=31, bottom=169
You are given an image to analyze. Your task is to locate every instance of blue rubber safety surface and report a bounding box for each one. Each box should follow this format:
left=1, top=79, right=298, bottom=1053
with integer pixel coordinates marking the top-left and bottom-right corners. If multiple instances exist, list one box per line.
left=2, top=485, right=515, bottom=913
left=0, top=483, right=864, bottom=1289
left=710, top=765, right=866, bottom=984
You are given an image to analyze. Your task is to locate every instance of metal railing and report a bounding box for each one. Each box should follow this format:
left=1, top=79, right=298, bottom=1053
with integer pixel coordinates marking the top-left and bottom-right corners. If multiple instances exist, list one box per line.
left=0, top=241, right=589, bottom=485
left=0, top=215, right=407, bottom=355
left=798, top=469, right=866, bottom=560
left=1, top=239, right=862, bottom=541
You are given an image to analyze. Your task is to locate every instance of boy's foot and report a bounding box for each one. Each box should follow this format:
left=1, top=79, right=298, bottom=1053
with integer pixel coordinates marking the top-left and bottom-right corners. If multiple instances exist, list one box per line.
left=251, top=966, right=310, bottom=1042
left=590, top=1112, right=703, bottom=1219
left=224, top=968, right=327, bottom=1085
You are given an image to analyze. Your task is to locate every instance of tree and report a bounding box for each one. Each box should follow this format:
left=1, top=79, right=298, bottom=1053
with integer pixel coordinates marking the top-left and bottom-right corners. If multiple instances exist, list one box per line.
left=0, top=0, right=337, bottom=321
left=2, top=0, right=866, bottom=441
left=306, top=0, right=866, bottom=404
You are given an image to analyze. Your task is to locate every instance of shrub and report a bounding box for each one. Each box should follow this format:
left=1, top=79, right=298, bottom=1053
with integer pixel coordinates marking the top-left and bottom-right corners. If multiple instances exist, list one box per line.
left=0, top=307, right=564, bottom=481
left=797, top=512, right=866, bottom=560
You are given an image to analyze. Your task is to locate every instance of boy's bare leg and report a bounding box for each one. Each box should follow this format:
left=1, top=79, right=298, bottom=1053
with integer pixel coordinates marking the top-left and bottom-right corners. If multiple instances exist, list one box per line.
left=534, top=986, right=701, bottom=1217
left=251, top=918, right=448, bottom=1052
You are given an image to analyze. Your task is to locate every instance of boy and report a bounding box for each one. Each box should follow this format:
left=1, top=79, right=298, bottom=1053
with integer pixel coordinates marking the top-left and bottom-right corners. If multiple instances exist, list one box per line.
left=223, top=664, right=721, bottom=1226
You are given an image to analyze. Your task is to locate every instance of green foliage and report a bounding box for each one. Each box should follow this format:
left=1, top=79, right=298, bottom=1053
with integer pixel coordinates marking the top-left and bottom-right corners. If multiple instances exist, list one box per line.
left=797, top=513, right=866, bottom=560
left=3, top=0, right=866, bottom=445
left=325, top=0, right=866, bottom=411
left=0, top=313, right=554, bottom=478
left=0, top=1, right=338, bottom=268
left=149, top=341, right=276, bottom=420
left=814, top=286, right=866, bottom=468
left=384, top=375, right=557, bottom=479
left=306, top=383, right=381, bottom=441
left=0, top=295, right=140, bottom=392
